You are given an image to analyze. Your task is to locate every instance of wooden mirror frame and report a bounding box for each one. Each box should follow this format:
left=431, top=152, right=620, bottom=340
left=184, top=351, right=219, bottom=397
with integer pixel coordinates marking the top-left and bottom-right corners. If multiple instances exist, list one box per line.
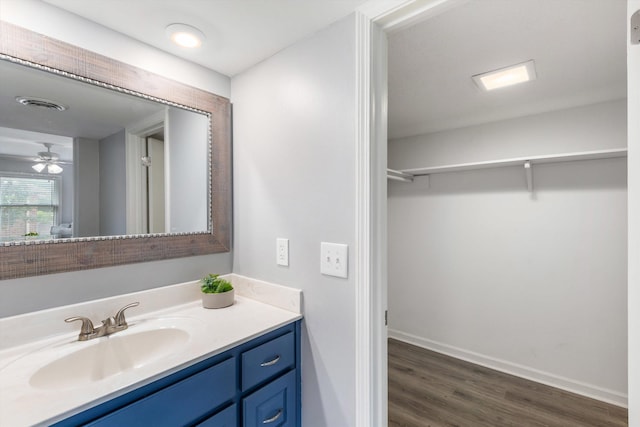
left=0, top=21, right=231, bottom=280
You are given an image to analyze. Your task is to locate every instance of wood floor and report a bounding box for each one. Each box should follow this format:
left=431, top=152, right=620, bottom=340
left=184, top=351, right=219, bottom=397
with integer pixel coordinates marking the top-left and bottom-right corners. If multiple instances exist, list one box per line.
left=388, top=339, right=627, bottom=427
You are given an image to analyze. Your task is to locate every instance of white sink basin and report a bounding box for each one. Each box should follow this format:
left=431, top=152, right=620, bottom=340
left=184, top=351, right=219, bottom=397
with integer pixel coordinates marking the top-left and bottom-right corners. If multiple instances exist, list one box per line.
left=30, top=327, right=189, bottom=389
left=5, top=317, right=202, bottom=390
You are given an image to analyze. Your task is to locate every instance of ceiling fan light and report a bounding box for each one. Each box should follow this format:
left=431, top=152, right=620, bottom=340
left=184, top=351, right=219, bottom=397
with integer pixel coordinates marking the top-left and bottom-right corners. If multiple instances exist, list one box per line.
left=32, top=163, right=46, bottom=173
left=37, top=151, right=59, bottom=161
left=47, top=164, right=63, bottom=174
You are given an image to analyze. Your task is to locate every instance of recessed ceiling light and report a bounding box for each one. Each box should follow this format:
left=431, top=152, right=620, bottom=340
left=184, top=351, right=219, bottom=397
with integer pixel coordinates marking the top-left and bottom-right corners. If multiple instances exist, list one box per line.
left=165, top=23, right=205, bottom=48
left=472, top=60, right=537, bottom=91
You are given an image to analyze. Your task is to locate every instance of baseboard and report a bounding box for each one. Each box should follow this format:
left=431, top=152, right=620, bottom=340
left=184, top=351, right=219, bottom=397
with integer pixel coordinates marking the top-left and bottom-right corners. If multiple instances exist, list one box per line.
left=388, top=329, right=628, bottom=408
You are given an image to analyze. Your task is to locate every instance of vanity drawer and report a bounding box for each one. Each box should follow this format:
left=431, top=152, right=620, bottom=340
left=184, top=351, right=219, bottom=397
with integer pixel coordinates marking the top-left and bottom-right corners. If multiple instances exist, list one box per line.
left=243, top=369, right=297, bottom=427
left=86, top=357, right=235, bottom=427
left=241, top=332, right=294, bottom=391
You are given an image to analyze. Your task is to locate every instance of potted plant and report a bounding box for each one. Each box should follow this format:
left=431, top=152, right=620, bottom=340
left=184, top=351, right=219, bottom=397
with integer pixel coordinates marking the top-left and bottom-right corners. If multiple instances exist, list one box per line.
left=23, top=232, right=39, bottom=241
left=200, top=274, right=235, bottom=309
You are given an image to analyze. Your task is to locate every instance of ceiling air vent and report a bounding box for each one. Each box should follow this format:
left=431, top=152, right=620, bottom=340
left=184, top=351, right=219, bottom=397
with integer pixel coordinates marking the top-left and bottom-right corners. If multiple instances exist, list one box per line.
left=15, top=96, right=67, bottom=111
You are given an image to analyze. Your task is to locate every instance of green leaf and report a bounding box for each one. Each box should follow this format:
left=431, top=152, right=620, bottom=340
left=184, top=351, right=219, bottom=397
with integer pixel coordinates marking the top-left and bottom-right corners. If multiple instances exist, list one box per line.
left=200, top=274, right=233, bottom=294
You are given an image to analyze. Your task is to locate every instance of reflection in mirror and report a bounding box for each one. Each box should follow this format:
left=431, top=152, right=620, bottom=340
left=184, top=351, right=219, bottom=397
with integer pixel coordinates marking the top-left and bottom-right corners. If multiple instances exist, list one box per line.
left=0, top=20, right=232, bottom=280
left=0, top=59, right=209, bottom=244
left=0, top=129, right=72, bottom=243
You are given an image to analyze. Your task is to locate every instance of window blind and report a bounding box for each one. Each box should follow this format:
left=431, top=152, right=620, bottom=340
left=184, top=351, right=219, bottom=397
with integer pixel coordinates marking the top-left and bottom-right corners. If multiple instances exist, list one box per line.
left=0, top=175, right=60, bottom=242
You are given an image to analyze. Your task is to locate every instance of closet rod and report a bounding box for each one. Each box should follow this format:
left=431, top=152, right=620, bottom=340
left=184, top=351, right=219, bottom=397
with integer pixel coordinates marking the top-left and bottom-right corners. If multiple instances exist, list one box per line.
left=400, top=148, right=627, bottom=177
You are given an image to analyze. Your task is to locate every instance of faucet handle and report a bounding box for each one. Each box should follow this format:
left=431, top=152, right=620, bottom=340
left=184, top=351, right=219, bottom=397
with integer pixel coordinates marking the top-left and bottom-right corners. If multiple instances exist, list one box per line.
left=114, top=302, right=140, bottom=327
left=102, top=317, right=117, bottom=327
left=65, top=316, right=95, bottom=337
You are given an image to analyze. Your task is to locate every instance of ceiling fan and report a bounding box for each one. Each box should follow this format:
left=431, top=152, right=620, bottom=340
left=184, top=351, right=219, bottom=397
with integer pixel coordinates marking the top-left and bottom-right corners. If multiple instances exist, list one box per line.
left=32, top=143, right=64, bottom=174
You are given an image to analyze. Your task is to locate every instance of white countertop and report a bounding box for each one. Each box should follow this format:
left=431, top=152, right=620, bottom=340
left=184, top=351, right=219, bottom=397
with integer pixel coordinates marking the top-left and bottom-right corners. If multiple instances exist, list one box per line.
left=0, top=275, right=302, bottom=426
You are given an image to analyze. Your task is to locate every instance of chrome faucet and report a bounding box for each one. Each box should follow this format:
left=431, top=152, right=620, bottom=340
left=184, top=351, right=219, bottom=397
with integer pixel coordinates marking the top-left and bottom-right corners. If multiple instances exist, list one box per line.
left=65, top=302, right=140, bottom=341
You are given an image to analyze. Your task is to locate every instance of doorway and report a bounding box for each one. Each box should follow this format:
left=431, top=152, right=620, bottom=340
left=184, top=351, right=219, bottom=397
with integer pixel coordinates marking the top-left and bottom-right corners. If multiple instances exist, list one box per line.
left=381, top=0, right=627, bottom=424
left=125, top=111, right=165, bottom=235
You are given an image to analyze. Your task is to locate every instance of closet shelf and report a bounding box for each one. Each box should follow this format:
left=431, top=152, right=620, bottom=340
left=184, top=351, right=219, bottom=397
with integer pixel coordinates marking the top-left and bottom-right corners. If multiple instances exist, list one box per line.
left=386, top=148, right=627, bottom=192
left=398, top=148, right=627, bottom=177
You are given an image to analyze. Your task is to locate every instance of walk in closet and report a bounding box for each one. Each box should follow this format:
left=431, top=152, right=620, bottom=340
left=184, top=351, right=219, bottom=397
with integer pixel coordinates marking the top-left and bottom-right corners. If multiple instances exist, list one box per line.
left=386, top=0, right=628, bottom=424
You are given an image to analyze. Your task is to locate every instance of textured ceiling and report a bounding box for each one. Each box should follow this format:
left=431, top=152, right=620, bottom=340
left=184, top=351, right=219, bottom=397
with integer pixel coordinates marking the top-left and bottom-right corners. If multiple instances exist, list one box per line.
left=387, top=0, right=627, bottom=140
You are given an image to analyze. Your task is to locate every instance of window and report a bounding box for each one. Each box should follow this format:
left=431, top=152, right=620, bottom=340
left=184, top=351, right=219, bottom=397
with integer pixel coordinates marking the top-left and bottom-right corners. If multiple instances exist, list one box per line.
left=0, top=174, right=60, bottom=242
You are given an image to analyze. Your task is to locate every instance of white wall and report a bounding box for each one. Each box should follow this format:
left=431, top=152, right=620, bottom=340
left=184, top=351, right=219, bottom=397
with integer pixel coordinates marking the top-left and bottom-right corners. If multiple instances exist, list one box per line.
left=232, top=16, right=357, bottom=427
left=0, top=1, right=232, bottom=318
left=388, top=102, right=628, bottom=405
left=389, top=99, right=627, bottom=169
left=99, top=130, right=126, bottom=236
left=59, top=158, right=73, bottom=225
left=73, top=137, right=100, bottom=237
left=166, top=108, right=208, bottom=233
left=627, top=0, right=640, bottom=422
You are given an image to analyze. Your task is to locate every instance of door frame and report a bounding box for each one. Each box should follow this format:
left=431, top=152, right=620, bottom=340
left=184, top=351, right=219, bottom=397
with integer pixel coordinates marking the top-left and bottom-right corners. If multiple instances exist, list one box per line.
left=125, top=110, right=165, bottom=234
left=354, top=1, right=468, bottom=425
left=627, top=1, right=639, bottom=424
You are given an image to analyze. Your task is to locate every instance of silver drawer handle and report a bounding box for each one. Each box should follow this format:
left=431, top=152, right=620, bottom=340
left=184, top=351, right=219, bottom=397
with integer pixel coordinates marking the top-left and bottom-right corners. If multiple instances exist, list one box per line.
left=263, top=408, right=283, bottom=424
left=260, top=355, right=281, bottom=367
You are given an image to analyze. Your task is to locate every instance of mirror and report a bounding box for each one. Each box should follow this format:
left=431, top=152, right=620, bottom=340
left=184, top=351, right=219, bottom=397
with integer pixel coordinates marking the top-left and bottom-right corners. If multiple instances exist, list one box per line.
left=0, top=21, right=231, bottom=279
left=0, top=59, right=210, bottom=241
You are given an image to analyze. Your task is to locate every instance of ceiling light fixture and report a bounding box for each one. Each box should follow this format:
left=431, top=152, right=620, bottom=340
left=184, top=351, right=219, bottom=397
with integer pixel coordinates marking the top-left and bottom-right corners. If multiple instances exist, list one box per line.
left=32, top=163, right=63, bottom=174
left=32, top=162, right=64, bottom=174
left=472, top=60, right=537, bottom=91
left=32, top=163, right=46, bottom=173
left=165, top=23, right=205, bottom=48
left=32, top=143, right=64, bottom=174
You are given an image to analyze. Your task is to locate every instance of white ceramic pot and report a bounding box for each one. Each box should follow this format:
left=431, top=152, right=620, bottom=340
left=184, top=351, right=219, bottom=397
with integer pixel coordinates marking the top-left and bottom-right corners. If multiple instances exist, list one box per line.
left=201, top=289, right=235, bottom=309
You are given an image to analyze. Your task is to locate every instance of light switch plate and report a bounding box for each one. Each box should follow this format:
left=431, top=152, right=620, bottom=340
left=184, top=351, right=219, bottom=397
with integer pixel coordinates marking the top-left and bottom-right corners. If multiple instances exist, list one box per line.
left=320, top=242, right=348, bottom=278
left=276, top=238, right=289, bottom=266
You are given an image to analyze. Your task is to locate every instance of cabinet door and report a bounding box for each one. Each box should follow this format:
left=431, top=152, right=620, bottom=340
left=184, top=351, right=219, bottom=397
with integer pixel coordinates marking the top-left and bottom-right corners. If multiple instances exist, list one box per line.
left=197, top=404, right=236, bottom=427
left=86, top=358, right=235, bottom=426
left=242, top=332, right=294, bottom=391
left=243, top=370, right=296, bottom=427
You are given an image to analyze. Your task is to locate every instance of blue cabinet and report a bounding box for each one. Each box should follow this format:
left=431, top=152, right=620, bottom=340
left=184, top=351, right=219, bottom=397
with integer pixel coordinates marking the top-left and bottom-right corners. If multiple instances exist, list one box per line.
left=241, top=332, right=295, bottom=391
left=86, top=358, right=236, bottom=427
left=197, top=404, right=237, bottom=427
left=244, top=370, right=297, bottom=426
left=54, top=321, right=301, bottom=427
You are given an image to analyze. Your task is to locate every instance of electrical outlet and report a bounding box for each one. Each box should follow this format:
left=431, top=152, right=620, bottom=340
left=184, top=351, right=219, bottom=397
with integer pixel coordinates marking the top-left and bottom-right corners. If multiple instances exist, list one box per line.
left=277, top=238, right=289, bottom=266
left=320, top=242, right=348, bottom=278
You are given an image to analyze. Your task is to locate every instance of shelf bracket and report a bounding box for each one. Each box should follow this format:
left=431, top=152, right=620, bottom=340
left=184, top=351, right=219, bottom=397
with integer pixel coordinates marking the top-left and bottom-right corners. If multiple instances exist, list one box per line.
left=387, top=168, right=414, bottom=183
left=524, top=161, right=533, bottom=192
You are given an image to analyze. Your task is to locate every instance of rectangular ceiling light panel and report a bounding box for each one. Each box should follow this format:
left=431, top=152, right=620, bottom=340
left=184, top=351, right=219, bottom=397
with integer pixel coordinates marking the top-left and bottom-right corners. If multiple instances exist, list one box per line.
left=472, top=60, right=537, bottom=91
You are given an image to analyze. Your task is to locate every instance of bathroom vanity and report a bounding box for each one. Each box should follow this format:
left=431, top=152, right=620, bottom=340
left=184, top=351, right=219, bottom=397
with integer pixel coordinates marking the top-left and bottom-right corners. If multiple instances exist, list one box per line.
left=0, top=275, right=302, bottom=427
left=57, top=322, right=300, bottom=426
